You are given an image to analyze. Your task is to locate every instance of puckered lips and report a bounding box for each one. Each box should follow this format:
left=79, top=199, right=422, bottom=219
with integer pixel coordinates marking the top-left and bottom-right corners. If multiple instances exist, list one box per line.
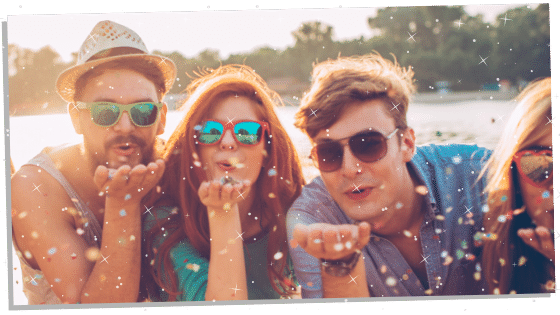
left=344, top=185, right=374, bottom=201
left=112, top=143, right=138, bottom=157
left=217, top=159, right=238, bottom=172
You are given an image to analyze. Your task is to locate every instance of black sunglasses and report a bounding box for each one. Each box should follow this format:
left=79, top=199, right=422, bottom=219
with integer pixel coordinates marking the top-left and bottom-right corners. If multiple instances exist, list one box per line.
left=310, top=128, right=399, bottom=172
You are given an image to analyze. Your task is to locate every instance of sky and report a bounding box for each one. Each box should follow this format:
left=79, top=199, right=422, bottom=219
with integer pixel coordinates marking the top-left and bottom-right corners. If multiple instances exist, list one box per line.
left=4, top=1, right=542, bottom=62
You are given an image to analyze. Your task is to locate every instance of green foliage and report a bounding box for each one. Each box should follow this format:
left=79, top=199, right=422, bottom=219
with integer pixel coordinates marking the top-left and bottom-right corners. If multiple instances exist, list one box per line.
left=8, top=5, right=550, bottom=115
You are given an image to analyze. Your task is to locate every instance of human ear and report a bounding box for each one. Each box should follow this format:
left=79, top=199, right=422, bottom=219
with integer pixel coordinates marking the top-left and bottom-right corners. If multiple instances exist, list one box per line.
left=399, top=127, right=416, bottom=162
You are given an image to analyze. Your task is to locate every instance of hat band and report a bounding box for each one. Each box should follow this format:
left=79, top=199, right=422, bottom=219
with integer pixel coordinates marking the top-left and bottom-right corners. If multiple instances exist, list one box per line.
left=86, top=47, right=146, bottom=63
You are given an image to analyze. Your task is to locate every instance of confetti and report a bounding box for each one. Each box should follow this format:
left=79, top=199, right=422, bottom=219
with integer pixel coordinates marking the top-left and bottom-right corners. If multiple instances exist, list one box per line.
left=493, top=288, right=501, bottom=295
left=71, top=253, right=77, bottom=260
left=518, top=256, right=527, bottom=266
left=119, top=209, right=127, bottom=217
left=31, top=231, right=39, bottom=239
left=48, top=247, right=57, bottom=255
left=497, top=215, right=506, bottom=223
left=474, top=272, right=481, bottom=281
left=499, top=258, right=506, bottom=266
left=194, top=161, right=202, bottom=167
left=443, top=256, right=453, bottom=266
left=228, top=157, right=240, bottom=167
left=385, top=277, right=397, bottom=287
left=402, top=274, right=409, bottom=281
left=500, top=195, right=508, bottom=202
left=24, top=251, right=33, bottom=259
left=227, top=238, right=236, bottom=245
left=445, top=207, right=453, bottom=213
left=130, top=235, right=135, bottom=241
left=545, top=280, right=555, bottom=291
left=435, top=228, right=442, bottom=234
left=223, top=203, right=231, bottom=211
left=435, top=215, right=445, bottom=221
left=267, top=168, right=278, bottom=177
left=445, top=167, right=453, bottom=175
left=425, top=289, right=433, bottom=295
left=219, top=248, right=228, bottom=255
left=274, top=252, right=284, bottom=260
left=124, top=194, right=131, bottom=201
left=333, top=243, right=344, bottom=251
left=76, top=228, right=85, bottom=235
left=455, top=249, right=465, bottom=259
left=452, top=156, right=462, bottom=164
left=345, top=241, right=353, bottom=249
left=403, top=230, right=412, bottom=237
left=85, top=247, right=100, bottom=261
left=380, top=265, right=387, bottom=274
left=542, top=191, right=550, bottom=199
left=268, top=193, right=276, bottom=199
left=54, top=278, right=61, bottom=283
left=482, top=205, right=489, bottom=213
left=307, top=282, right=313, bottom=287
left=18, top=212, right=28, bottom=219
left=186, top=263, right=200, bottom=272
left=415, top=186, right=428, bottom=195
left=395, top=202, right=403, bottom=209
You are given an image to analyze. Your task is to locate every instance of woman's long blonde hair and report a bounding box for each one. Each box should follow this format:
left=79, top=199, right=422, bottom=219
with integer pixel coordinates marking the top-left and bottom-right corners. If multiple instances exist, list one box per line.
left=481, top=77, right=552, bottom=294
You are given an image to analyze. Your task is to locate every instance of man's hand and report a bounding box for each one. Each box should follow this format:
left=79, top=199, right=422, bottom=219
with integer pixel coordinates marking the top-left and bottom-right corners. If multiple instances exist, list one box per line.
left=292, top=222, right=371, bottom=261
left=198, top=179, right=251, bottom=216
left=517, top=226, right=555, bottom=263
left=93, top=159, right=165, bottom=203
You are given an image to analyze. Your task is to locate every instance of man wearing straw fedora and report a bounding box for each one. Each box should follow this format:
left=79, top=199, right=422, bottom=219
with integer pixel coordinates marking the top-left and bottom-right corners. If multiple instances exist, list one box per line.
left=287, top=53, right=491, bottom=298
left=11, top=20, right=176, bottom=304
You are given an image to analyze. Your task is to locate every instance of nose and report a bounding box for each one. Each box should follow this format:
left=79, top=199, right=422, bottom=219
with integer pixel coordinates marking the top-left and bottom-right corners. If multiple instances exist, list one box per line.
left=340, top=144, right=361, bottom=178
left=112, top=111, right=135, bottom=133
left=220, top=129, right=237, bottom=150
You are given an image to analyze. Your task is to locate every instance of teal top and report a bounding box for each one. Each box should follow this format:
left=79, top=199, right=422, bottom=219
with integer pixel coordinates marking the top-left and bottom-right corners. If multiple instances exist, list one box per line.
left=143, top=206, right=282, bottom=301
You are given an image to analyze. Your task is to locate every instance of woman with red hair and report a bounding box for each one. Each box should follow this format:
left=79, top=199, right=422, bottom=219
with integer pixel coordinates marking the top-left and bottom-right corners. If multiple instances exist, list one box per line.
left=142, top=64, right=305, bottom=301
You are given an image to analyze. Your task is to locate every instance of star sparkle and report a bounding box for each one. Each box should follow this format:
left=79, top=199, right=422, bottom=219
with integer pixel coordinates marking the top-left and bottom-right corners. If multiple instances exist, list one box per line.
left=143, top=205, right=154, bottom=216
left=500, top=13, right=512, bottom=26
left=407, top=32, right=417, bottom=42
left=348, top=275, right=358, bottom=284
left=309, top=108, right=319, bottom=117
left=478, top=55, right=489, bottom=66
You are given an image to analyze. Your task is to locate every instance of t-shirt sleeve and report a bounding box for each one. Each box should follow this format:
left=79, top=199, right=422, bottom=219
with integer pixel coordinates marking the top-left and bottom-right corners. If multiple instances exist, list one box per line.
left=168, top=240, right=209, bottom=301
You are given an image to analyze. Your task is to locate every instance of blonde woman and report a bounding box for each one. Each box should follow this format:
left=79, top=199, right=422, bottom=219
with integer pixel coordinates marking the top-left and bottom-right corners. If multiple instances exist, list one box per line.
left=482, top=77, right=554, bottom=294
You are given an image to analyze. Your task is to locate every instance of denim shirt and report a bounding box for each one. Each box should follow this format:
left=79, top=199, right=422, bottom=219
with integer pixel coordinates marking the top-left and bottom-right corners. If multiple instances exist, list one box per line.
left=286, top=144, right=491, bottom=298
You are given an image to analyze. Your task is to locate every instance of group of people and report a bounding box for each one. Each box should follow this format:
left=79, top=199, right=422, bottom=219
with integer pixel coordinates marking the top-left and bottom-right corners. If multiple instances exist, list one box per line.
left=11, top=20, right=554, bottom=304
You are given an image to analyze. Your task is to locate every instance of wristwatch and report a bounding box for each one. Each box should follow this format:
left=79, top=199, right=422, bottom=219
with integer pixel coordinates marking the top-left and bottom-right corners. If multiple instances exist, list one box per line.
left=320, top=250, right=362, bottom=277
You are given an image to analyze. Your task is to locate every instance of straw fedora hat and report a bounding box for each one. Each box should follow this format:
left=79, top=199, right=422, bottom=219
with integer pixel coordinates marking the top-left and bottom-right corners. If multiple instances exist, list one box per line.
left=56, top=20, right=177, bottom=103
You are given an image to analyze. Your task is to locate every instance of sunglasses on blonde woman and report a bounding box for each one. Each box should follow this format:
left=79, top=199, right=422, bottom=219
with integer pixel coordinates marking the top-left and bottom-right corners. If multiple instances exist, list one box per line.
left=513, top=146, right=553, bottom=188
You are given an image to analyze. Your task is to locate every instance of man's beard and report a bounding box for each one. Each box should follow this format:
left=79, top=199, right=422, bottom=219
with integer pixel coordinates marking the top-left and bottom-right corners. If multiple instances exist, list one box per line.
left=83, top=135, right=156, bottom=176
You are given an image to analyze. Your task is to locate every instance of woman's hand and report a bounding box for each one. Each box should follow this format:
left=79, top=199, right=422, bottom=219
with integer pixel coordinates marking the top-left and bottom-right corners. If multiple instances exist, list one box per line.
left=517, top=226, right=555, bottom=263
left=198, top=179, right=251, bottom=217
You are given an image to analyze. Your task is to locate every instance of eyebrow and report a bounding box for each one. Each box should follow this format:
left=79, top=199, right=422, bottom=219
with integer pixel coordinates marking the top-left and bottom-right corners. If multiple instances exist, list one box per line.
left=91, top=98, right=158, bottom=104
left=314, top=128, right=380, bottom=144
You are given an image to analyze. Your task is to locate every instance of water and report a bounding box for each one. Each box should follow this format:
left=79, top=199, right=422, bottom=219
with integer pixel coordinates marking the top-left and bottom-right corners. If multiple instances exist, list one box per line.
left=9, top=100, right=516, bottom=178
left=8, top=99, right=516, bottom=304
